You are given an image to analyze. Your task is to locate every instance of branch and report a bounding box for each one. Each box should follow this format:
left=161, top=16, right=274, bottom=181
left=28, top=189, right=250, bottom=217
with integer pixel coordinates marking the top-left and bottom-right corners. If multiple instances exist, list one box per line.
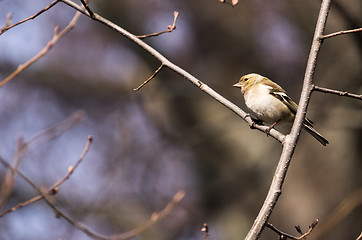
left=311, top=188, right=362, bottom=239
left=201, top=223, right=210, bottom=240
left=267, top=219, right=318, bottom=239
left=219, top=0, right=239, bottom=7
left=313, top=85, right=362, bottom=100
left=244, top=0, right=331, bottom=239
left=0, top=0, right=60, bottom=35
left=320, top=27, right=362, bottom=40
left=0, top=10, right=81, bottom=88
left=49, top=135, right=93, bottom=191
left=134, top=64, right=164, bottom=91
left=110, top=190, right=185, bottom=240
left=0, top=110, right=85, bottom=209
left=357, top=232, right=362, bottom=240
left=0, top=136, right=184, bottom=240
left=0, top=134, right=92, bottom=217
left=59, top=0, right=285, bottom=144
left=136, top=11, right=179, bottom=39
left=80, top=0, right=94, bottom=18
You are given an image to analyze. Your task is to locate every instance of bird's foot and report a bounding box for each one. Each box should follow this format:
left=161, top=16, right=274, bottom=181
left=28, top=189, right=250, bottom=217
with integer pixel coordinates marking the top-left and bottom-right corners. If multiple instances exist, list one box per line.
left=265, top=121, right=279, bottom=136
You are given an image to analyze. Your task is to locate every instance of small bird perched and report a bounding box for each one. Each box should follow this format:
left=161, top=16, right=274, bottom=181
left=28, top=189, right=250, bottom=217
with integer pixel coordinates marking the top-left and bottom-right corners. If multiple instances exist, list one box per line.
left=233, top=73, right=329, bottom=146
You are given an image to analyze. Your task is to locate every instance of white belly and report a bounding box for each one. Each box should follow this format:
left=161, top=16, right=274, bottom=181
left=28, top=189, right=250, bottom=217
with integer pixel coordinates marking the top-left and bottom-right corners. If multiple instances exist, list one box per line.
left=244, top=84, right=293, bottom=124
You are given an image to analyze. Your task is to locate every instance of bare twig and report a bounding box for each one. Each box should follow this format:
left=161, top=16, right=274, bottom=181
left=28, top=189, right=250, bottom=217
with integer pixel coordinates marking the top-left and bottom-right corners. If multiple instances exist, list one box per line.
left=219, top=0, right=239, bottom=7
left=267, top=220, right=318, bottom=240
left=50, top=135, right=92, bottom=191
left=111, top=190, right=185, bottom=240
left=313, top=85, right=362, bottom=100
left=0, top=134, right=92, bottom=217
left=1, top=147, right=184, bottom=240
left=134, top=64, right=164, bottom=91
left=320, top=27, right=362, bottom=40
left=267, top=223, right=298, bottom=239
left=0, top=138, right=26, bottom=209
left=356, top=232, right=362, bottom=240
left=80, top=0, right=94, bottom=18
left=59, top=0, right=285, bottom=144
left=0, top=195, right=43, bottom=217
left=311, top=188, right=362, bottom=239
left=4, top=12, right=13, bottom=27
left=201, top=223, right=209, bottom=240
left=245, top=0, right=331, bottom=239
left=0, top=0, right=60, bottom=35
left=137, top=11, right=179, bottom=39
left=0, top=10, right=82, bottom=88
left=0, top=110, right=85, bottom=209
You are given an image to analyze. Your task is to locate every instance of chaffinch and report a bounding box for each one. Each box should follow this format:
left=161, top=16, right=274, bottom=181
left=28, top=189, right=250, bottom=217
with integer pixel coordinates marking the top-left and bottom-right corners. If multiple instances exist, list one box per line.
left=233, top=73, right=329, bottom=146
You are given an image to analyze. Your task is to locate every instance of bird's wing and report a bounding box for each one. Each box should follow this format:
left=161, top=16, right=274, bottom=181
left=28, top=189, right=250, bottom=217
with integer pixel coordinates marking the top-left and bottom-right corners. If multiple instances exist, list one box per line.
left=269, top=88, right=314, bottom=127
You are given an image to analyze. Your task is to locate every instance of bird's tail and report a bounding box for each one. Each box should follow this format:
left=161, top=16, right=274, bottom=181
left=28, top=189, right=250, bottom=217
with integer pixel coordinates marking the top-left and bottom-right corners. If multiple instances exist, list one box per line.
left=303, top=124, right=329, bottom=146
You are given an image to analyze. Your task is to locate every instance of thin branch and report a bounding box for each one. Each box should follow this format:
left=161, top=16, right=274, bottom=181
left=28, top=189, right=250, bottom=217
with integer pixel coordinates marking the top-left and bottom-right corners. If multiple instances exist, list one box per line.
left=313, top=85, right=362, bottom=100
left=49, top=135, right=92, bottom=191
left=266, top=223, right=298, bottom=239
left=219, top=0, right=239, bottom=7
left=134, top=64, right=164, bottom=91
left=0, top=135, right=92, bottom=217
left=59, top=0, right=285, bottom=144
left=356, top=232, right=362, bottom=240
left=320, top=27, right=362, bottom=40
left=4, top=12, right=13, bottom=27
left=0, top=138, right=184, bottom=240
left=201, top=223, right=209, bottom=240
left=267, top=220, right=318, bottom=240
left=0, top=195, right=43, bottom=217
left=137, top=11, right=179, bottom=39
left=311, top=188, right=362, bottom=239
left=245, top=0, right=331, bottom=239
left=0, top=10, right=82, bottom=88
left=0, top=0, right=60, bottom=35
left=80, top=0, right=94, bottom=18
left=111, top=190, right=185, bottom=240
left=0, top=110, right=85, bottom=208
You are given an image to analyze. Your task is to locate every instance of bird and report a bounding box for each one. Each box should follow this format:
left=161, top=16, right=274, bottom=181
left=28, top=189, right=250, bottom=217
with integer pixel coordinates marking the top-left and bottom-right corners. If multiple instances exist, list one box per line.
left=233, top=73, right=329, bottom=146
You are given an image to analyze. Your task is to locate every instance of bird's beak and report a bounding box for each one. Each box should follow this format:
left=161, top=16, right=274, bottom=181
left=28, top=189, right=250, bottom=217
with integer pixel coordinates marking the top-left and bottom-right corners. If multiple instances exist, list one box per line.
left=233, top=82, right=242, bottom=88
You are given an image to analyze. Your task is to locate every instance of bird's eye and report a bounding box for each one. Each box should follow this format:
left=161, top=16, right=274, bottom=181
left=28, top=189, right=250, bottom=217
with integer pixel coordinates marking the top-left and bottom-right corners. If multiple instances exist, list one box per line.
left=244, top=77, right=249, bottom=82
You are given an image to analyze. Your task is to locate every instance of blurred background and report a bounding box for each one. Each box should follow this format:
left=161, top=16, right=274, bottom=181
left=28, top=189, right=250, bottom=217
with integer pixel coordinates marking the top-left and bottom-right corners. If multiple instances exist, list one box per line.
left=0, top=0, right=361, bottom=239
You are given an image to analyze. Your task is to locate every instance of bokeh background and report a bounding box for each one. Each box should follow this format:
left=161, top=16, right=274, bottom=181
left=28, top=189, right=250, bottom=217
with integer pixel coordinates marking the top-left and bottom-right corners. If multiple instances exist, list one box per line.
left=0, top=0, right=361, bottom=239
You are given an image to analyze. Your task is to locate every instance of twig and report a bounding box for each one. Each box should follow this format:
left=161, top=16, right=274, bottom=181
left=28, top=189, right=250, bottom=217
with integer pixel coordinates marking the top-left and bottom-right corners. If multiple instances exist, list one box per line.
left=0, top=10, right=82, bottom=88
left=311, top=188, right=362, bottom=239
left=0, top=110, right=85, bottom=209
left=0, top=137, right=26, bottom=209
left=201, top=223, right=209, bottom=240
left=320, top=27, right=362, bottom=40
left=4, top=12, right=13, bottom=27
left=134, top=64, right=164, bottom=91
left=313, top=85, right=362, bottom=100
left=267, top=219, right=318, bottom=240
left=356, top=232, right=362, bottom=240
left=245, top=0, right=331, bottom=239
left=267, top=223, right=298, bottom=239
left=219, top=0, right=239, bottom=7
left=0, top=0, right=60, bottom=35
left=110, top=190, right=185, bottom=240
left=137, top=11, right=179, bottom=39
left=80, top=0, right=94, bottom=18
left=0, top=195, right=43, bottom=217
left=49, top=135, right=92, bottom=191
left=59, top=0, right=286, bottom=144
left=1, top=148, right=184, bottom=240
left=0, top=135, right=92, bottom=217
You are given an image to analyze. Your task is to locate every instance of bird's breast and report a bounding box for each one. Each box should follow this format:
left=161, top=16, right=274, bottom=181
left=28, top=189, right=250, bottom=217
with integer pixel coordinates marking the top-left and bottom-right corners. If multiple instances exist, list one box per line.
left=244, top=85, right=292, bottom=123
